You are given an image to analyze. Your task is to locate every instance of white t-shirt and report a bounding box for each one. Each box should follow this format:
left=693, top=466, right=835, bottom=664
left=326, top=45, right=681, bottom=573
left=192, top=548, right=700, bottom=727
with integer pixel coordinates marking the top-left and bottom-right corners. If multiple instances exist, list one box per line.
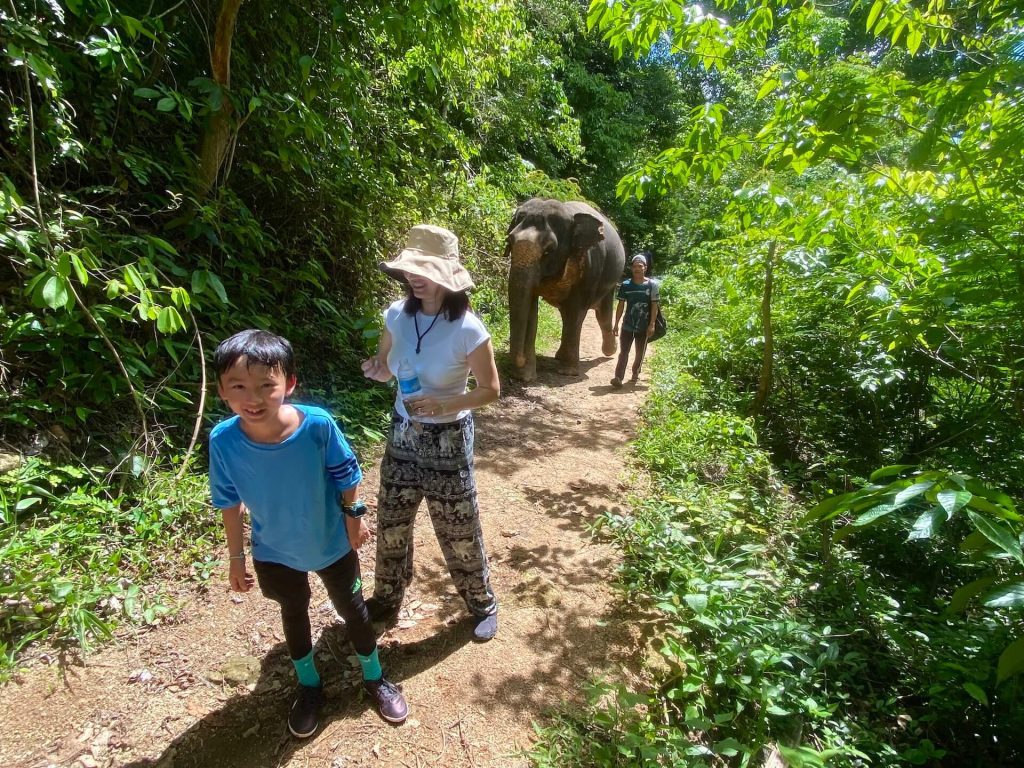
left=384, top=299, right=490, bottom=423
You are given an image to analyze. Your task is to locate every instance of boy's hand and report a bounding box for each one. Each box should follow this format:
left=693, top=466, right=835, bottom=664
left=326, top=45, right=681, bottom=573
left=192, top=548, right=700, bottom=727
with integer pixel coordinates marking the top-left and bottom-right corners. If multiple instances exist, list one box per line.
left=361, top=355, right=392, bottom=383
left=346, top=514, right=370, bottom=550
left=228, top=558, right=254, bottom=592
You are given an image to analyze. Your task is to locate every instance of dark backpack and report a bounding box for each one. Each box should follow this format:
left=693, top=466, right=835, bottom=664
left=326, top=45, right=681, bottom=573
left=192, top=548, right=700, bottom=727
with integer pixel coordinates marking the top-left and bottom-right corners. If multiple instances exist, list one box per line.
left=647, top=279, right=667, bottom=342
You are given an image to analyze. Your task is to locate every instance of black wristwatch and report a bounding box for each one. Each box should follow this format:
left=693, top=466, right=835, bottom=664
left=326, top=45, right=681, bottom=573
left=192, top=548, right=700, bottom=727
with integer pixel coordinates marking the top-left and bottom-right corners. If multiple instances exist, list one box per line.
left=342, top=499, right=368, bottom=518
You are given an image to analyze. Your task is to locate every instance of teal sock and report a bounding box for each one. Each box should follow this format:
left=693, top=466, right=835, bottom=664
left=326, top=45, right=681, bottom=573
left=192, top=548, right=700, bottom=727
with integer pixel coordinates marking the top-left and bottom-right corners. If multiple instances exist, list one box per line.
left=292, top=650, right=321, bottom=687
left=357, top=647, right=383, bottom=681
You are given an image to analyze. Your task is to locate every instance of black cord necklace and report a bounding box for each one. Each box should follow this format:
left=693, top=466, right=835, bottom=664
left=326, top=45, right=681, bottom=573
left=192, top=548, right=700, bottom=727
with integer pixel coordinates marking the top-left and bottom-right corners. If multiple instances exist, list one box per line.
left=413, top=311, right=442, bottom=354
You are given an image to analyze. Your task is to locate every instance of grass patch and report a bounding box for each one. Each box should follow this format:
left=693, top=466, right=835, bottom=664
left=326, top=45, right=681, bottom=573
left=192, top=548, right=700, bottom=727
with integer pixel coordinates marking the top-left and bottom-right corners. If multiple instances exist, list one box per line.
left=0, top=457, right=218, bottom=677
left=535, top=301, right=563, bottom=356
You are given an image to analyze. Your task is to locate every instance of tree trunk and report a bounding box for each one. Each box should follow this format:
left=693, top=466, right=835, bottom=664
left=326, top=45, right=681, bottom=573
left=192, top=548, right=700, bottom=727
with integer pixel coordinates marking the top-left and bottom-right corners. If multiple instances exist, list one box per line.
left=197, top=0, right=244, bottom=195
left=750, top=240, right=776, bottom=419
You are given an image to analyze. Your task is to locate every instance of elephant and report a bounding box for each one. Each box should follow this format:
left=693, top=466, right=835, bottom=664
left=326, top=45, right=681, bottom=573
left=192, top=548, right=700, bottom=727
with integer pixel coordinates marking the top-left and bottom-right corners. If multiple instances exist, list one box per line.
left=506, top=198, right=626, bottom=381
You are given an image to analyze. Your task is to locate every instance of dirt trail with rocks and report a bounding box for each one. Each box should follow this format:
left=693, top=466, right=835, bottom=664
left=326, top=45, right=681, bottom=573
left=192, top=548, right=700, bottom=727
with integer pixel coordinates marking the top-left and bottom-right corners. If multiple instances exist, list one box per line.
left=0, top=316, right=651, bottom=768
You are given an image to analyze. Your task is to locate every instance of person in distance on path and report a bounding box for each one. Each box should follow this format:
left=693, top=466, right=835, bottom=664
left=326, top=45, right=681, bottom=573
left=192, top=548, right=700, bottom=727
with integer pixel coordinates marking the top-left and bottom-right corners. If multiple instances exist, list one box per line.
left=611, top=253, right=659, bottom=388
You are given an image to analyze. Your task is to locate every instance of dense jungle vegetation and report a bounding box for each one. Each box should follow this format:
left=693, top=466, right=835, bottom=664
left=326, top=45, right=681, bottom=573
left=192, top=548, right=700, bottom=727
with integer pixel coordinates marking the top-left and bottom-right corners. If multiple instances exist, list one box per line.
left=1, top=0, right=683, bottom=662
left=3, top=0, right=1023, bottom=765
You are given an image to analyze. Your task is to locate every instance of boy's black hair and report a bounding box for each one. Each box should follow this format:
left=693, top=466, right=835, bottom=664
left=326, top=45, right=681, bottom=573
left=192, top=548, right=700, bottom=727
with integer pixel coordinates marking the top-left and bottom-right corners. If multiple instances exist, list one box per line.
left=214, top=329, right=296, bottom=380
left=402, top=287, right=470, bottom=321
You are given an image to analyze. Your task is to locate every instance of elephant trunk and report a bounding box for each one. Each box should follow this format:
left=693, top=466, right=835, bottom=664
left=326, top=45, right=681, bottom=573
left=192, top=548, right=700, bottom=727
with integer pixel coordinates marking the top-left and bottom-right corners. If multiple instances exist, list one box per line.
left=508, top=266, right=538, bottom=369
left=508, top=239, right=542, bottom=370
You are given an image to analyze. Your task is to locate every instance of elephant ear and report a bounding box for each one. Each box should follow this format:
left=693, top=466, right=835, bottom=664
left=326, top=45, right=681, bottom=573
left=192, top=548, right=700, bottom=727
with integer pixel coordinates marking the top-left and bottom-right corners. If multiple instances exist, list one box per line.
left=572, top=212, right=605, bottom=254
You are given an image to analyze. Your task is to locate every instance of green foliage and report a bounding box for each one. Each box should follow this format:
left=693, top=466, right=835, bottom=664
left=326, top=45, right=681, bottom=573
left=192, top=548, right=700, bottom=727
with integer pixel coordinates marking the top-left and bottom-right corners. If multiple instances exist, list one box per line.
left=522, top=0, right=692, bottom=254
left=2, top=0, right=692, bottom=669
left=588, top=0, right=1024, bottom=490
left=808, top=467, right=1024, bottom=684
left=529, top=2, right=1024, bottom=763
left=1, top=0, right=591, bottom=452
left=0, top=457, right=217, bottom=676
left=531, top=311, right=1024, bottom=766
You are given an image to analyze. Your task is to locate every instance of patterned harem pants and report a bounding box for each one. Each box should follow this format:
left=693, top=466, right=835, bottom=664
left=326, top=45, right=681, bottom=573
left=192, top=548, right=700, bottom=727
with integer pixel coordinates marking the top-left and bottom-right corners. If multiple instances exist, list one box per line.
left=372, top=412, right=497, bottom=617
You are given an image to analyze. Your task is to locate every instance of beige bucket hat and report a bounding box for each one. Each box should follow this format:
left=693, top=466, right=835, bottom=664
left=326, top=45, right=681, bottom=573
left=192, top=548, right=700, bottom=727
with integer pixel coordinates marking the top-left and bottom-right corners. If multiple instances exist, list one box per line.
left=380, top=224, right=475, bottom=293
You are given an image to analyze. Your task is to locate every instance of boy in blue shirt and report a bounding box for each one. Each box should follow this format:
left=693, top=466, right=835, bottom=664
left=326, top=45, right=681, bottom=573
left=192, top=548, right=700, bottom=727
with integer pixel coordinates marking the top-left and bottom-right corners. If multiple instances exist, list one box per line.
left=208, top=329, right=408, bottom=738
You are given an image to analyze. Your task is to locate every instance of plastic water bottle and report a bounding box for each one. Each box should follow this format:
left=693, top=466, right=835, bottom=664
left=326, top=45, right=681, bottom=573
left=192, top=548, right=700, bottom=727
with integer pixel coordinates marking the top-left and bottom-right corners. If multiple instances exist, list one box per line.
left=396, top=359, right=422, bottom=407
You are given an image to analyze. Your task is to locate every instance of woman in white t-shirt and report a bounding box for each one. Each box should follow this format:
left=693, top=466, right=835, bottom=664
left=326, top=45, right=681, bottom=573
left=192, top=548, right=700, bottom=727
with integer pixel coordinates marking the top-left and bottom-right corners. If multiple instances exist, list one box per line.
left=360, top=224, right=501, bottom=641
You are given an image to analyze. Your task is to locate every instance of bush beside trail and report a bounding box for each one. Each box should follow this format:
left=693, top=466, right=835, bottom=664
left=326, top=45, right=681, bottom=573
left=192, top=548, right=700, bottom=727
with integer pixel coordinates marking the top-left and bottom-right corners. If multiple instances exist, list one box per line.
left=530, top=264, right=1024, bottom=766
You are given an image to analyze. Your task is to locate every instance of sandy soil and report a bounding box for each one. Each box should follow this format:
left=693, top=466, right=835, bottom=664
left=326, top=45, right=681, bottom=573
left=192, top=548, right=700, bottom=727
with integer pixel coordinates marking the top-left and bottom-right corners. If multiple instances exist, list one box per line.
left=0, top=315, right=652, bottom=768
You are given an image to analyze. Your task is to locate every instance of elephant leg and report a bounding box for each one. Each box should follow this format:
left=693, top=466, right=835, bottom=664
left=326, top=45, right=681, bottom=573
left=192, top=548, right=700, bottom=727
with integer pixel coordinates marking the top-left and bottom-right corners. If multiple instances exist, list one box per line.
left=523, top=297, right=539, bottom=381
left=555, top=304, right=585, bottom=375
left=594, top=289, right=616, bottom=356
left=554, top=305, right=573, bottom=363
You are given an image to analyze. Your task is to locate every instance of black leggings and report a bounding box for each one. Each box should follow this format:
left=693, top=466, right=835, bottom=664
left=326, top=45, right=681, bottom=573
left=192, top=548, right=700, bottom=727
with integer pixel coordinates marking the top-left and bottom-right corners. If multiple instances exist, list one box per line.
left=253, top=550, right=376, bottom=660
left=615, top=328, right=649, bottom=381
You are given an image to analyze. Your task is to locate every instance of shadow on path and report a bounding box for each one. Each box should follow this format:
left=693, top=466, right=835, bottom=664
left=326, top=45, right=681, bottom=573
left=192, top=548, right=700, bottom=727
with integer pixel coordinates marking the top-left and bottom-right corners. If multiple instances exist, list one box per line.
left=494, top=350, right=611, bottom=388
left=122, top=624, right=471, bottom=768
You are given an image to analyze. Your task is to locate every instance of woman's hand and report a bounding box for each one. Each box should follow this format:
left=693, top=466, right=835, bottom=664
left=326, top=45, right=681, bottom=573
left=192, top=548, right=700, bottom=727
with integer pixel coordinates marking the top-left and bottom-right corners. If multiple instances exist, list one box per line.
left=362, top=328, right=394, bottom=382
left=361, top=354, right=392, bottom=383
left=405, top=395, right=446, bottom=419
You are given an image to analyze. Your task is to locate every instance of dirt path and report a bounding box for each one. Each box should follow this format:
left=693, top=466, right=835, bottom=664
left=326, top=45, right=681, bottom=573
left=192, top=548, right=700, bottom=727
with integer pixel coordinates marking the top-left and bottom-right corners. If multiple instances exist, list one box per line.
left=0, top=316, right=651, bottom=768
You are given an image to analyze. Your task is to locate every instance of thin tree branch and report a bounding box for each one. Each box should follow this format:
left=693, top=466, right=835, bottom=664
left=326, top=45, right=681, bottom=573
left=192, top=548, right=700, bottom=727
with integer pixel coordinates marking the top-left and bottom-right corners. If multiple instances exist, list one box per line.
left=197, top=0, right=244, bottom=194
left=750, top=240, right=776, bottom=419
left=175, top=314, right=208, bottom=481
left=68, top=281, right=152, bottom=448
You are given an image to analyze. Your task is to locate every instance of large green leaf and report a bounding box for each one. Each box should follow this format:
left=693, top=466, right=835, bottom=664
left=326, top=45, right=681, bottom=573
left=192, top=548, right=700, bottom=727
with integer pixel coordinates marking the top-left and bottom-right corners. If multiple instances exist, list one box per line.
left=908, top=507, right=945, bottom=541
left=982, top=580, right=1024, bottom=610
left=965, top=480, right=1019, bottom=516
left=205, top=271, right=229, bottom=304
left=40, top=275, right=70, bottom=309
left=853, top=501, right=900, bottom=527
left=968, top=494, right=1022, bottom=521
left=997, top=637, right=1024, bottom=684
left=894, top=481, right=934, bottom=506
left=959, top=530, right=991, bottom=552
left=962, top=682, right=988, bottom=706
left=803, top=492, right=848, bottom=523
left=937, top=490, right=972, bottom=518
left=156, top=306, right=183, bottom=334
left=966, top=511, right=1024, bottom=564
left=869, top=464, right=917, bottom=482
left=684, top=594, right=709, bottom=613
left=948, top=576, right=997, bottom=614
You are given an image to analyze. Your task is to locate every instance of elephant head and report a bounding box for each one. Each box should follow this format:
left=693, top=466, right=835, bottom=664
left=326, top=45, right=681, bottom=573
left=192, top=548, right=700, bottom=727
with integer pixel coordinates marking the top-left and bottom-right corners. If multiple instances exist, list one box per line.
left=506, top=198, right=609, bottom=381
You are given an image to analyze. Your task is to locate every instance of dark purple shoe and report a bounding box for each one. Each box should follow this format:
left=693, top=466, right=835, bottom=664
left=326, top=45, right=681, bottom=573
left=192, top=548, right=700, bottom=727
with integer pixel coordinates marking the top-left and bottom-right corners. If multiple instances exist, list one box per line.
left=288, top=683, right=324, bottom=738
left=472, top=612, right=498, bottom=641
left=364, top=677, right=408, bottom=723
